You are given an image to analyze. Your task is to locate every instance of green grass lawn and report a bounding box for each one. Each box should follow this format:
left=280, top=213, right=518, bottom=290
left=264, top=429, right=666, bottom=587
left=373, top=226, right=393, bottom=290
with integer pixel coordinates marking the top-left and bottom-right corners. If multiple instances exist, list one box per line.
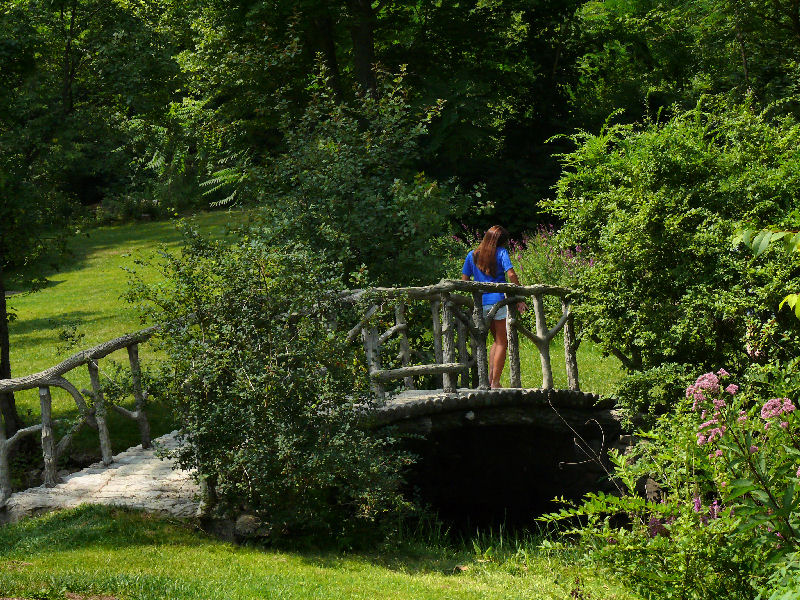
left=0, top=506, right=639, bottom=600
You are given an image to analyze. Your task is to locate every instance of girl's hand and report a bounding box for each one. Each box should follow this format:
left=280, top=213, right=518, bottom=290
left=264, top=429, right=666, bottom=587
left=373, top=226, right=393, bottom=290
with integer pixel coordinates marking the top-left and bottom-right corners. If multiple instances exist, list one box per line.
left=516, top=301, right=528, bottom=314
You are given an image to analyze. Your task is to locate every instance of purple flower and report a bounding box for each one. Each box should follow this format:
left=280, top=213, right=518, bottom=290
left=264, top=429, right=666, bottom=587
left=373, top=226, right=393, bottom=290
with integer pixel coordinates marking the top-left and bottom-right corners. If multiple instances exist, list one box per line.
left=647, top=517, right=668, bottom=538
left=750, top=445, right=759, bottom=454
left=710, top=500, right=721, bottom=519
left=762, top=398, right=785, bottom=419
left=693, top=495, right=702, bottom=512
left=725, top=384, right=739, bottom=395
left=796, top=466, right=800, bottom=478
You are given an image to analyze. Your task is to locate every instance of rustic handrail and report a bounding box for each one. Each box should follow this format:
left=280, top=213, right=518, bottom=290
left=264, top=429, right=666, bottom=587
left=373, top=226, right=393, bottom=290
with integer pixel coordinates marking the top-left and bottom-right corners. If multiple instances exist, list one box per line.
left=342, top=279, right=579, bottom=397
left=0, top=325, right=159, bottom=506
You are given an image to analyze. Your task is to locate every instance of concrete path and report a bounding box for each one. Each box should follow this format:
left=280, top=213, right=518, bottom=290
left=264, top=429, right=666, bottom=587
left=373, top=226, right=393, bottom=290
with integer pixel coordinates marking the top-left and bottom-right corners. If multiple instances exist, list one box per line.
left=2, top=431, right=199, bottom=524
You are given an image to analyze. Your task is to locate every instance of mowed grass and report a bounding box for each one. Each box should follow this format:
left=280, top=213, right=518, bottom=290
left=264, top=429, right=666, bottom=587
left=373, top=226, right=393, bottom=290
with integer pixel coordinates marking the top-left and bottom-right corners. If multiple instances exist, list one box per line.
left=7, top=211, right=249, bottom=454
left=0, top=506, right=640, bottom=600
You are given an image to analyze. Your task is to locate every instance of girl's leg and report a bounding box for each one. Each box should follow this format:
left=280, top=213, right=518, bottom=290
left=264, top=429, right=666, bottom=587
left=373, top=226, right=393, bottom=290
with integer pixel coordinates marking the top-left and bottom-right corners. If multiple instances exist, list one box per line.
left=489, top=318, right=508, bottom=388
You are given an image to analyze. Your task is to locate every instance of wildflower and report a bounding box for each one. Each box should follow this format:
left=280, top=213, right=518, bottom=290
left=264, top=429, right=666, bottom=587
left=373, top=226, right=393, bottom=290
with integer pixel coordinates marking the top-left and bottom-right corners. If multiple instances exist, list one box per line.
left=750, top=445, right=758, bottom=454
left=713, top=398, right=727, bottom=410
left=717, top=369, right=730, bottom=377
left=647, top=517, right=668, bottom=538
left=796, top=465, right=800, bottom=478
left=725, top=384, right=739, bottom=395
left=783, top=398, right=796, bottom=413
left=765, top=422, right=771, bottom=431
left=761, top=398, right=785, bottom=419
left=738, top=410, right=747, bottom=422
left=696, top=434, right=707, bottom=446
left=701, top=410, right=708, bottom=419
left=693, top=495, right=702, bottom=512
left=781, top=421, right=789, bottom=429
left=714, top=449, right=723, bottom=458
left=710, top=500, right=720, bottom=519
left=699, top=418, right=719, bottom=430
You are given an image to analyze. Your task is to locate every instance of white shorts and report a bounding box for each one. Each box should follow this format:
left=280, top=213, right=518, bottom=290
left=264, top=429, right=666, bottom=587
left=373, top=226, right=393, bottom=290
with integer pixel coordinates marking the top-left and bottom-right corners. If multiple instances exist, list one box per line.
left=482, top=303, right=508, bottom=321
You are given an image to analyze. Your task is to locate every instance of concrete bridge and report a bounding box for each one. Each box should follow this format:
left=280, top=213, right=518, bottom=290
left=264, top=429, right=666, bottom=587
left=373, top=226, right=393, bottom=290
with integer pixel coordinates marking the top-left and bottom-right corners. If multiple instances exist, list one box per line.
left=0, top=280, right=624, bottom=525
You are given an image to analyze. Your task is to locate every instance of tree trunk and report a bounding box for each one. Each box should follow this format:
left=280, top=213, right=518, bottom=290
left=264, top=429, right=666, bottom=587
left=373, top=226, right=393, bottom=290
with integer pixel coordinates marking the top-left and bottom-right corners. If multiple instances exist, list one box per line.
left=347, top=0, right=377, bottom=94
left=311, top=10, right=343, bottom=98
left=0, top=275, right=20, bottom=437
left=61, top=0, right=78, bottom=114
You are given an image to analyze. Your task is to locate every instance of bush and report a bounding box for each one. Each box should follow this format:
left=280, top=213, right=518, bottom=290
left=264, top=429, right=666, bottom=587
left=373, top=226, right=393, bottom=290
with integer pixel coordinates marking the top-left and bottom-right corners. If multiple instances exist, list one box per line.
left=545, top=99, right=800, bottom=410
left=543, top=367, right=800, bottom=598
left=128, top=227, right=413, bottom=544
left=258, top=67, right=466, bottom=286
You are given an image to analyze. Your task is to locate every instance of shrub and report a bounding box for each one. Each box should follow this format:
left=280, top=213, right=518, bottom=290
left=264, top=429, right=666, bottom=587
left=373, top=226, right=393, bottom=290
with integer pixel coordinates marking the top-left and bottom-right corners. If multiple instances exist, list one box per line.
left=543, top=367, right=800, bottom=598
left=258, top=66, right=466, bottom=286
left=545, top=99, right=800, bottom=404
left=128, top=227, right=413, bottom=544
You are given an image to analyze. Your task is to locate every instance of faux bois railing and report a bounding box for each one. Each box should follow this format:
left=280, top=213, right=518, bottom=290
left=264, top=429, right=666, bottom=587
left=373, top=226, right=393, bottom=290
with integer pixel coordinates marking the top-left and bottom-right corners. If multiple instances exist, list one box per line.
left=342, top=279, right=579, bottom=397
left=0, top=326, right=157, bottom=505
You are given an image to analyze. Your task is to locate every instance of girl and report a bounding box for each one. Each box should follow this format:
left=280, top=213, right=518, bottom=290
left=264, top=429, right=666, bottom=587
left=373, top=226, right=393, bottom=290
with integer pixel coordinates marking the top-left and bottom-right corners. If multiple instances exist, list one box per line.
left=461, top=225, right=526, bottom=388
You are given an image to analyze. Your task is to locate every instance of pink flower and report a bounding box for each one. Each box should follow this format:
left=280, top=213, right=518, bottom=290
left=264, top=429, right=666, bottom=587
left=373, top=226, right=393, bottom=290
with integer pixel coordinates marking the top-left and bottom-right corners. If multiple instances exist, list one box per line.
left=713, top=398, right=727, bottom=409
left=693, top=495, right=702, bottom=512
left=762, top=398, right=786, bottom=419
left=750, top=445, right=758, bottom=454
left=699, top=418, right=718, bottom=430
left=697, top=434, right=707, bottom=446
left=714, top=449, right=723, bottom=457
left=738, top=410, right=747, bottom=422
left=765, top=422, right=771, bottom=431
left=717, top=369, right=730, bottom=377
left=796, top=466, right=800, bottom=478
left=783, top=399, right=796, bottom=413
left=725, top=384, right=739, bottom=395
left=781, top=421, right=789, bottom=429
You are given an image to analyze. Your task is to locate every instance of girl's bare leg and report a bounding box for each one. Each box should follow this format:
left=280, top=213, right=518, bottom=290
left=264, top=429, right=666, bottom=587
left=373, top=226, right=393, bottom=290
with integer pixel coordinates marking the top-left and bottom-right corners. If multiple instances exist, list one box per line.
left=490, top=318, right=508, bottom=388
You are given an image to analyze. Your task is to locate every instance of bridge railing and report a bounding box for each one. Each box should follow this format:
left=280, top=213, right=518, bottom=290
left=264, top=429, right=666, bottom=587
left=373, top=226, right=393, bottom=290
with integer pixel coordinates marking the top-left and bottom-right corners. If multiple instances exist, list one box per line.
left=0, top=326, right=158, bottom=506
left=341, top=279, right=579, bottom=397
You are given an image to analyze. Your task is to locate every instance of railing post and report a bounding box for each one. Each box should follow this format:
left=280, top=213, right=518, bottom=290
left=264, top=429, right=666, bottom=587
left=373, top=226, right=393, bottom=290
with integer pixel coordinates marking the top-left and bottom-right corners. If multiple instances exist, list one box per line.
left=532, top=294, right=554, bottom=389
left=507, top=303, right=522, bottom=388
left=562, top=299, right=580, bottom=391
left=127, top=343, right=152, bottom=448
left=441, top=293, right=457, bottom=393
left=471, top=292, right=490, bottom=390
left=88, top=360, right=113, bottom=466
left=362, top=327, right=384, bottom=399
left=39, top=386, right=58, bottom=487
left=394, top=302, right=415, bottom=390
left=0, top=413, right=10, bottom=505
left=456, top=317, right=469, bottom=388
left=430, top=298, right=443, bottom=388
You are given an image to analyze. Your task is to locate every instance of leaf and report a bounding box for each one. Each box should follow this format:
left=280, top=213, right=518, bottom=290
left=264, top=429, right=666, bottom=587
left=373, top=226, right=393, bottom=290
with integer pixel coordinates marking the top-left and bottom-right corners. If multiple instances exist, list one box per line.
left=752, top=230, right=774, bottom=257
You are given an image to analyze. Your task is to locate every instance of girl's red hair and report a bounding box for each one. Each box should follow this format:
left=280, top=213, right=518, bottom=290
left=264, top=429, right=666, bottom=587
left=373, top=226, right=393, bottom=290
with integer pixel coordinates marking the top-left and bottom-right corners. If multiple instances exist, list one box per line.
left=474, top=225, right=509, bottom=277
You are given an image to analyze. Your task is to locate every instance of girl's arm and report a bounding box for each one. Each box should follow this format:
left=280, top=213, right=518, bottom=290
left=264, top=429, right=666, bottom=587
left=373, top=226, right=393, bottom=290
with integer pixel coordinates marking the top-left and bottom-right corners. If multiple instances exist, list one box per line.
left=461, top=274, right=470, bottom=281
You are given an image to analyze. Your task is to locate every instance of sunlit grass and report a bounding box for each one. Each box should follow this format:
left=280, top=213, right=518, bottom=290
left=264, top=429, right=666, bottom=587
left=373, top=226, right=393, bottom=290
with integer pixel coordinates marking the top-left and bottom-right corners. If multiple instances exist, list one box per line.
left=0, top=506, right=640, bottom=600
left=7, top=210, right=250, bottom=454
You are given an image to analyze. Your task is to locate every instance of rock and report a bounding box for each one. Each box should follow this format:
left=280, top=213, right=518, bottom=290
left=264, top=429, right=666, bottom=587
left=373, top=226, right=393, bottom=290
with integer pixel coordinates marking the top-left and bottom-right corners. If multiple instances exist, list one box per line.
left=235, top=513, right=262, bottom=537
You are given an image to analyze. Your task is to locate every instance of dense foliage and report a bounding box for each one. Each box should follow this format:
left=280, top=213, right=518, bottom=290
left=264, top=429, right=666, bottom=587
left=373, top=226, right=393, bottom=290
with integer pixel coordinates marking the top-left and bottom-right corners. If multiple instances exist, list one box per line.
left=545, top=100, right=800, bottom=414
left=127, top=230, right=411, bottom=543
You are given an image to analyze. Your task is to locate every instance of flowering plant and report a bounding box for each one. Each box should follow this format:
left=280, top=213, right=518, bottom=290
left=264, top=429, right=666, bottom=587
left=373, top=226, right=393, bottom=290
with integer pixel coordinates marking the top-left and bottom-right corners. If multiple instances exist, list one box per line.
left=687, top=370, right=800, bottom=559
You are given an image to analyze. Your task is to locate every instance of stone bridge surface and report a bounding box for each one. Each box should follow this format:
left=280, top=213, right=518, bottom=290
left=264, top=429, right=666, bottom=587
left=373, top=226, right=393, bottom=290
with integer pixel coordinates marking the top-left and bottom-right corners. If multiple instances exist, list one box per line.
left=372, top=387, right=621, bottom=433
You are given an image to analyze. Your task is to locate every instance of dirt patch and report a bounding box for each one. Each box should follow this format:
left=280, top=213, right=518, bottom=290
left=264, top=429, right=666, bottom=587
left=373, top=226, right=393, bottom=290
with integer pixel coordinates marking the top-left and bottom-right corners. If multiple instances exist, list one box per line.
left=65, top=593, right=120, bottom=600
left=0, top=560, right=33, bottom=571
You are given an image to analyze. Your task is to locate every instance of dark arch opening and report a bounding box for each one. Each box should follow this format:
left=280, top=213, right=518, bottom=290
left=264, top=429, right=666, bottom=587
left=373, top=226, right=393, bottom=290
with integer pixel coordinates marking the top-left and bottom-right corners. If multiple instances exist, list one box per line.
left=403, top=423, right=615, bottom=532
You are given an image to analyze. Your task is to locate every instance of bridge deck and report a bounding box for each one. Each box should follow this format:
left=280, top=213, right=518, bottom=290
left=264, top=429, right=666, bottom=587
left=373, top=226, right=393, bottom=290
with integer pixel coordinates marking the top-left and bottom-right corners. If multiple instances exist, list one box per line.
left=370, top=387, right=618, bottom=432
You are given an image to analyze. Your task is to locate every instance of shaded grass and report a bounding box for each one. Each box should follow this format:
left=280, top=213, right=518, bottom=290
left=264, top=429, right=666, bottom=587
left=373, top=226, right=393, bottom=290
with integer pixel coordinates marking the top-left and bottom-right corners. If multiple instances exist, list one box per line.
left=0, top=506, right=640, bottom=600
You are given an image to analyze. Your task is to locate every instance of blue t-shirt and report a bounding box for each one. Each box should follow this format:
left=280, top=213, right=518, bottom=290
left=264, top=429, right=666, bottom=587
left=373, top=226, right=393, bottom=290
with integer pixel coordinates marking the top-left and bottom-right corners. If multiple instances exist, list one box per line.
left=462, top=247, right=514, bottom=305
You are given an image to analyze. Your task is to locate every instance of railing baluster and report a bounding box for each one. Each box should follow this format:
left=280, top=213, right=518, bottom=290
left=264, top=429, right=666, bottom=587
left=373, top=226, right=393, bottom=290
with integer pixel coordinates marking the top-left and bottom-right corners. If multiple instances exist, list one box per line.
left=88, top=360, right=113, bottom=466
left=127, top=343, right=152, bottom=449
left=0, top=414, right=10, bottom=505
left=39, top=386, right=58, bottom=487
left=362, top=327, right=384, bottom=399
left=394, top=303, right=415, bottom=390
left=531, top=294, right=554, bottom=389
left=471, top=292, right=490, bottom=390
left=441, top=293, right=457, bottom=393
left=562, top=299, right=580, bottom=391
left=456, top=317, right=469, bottom=388
left=430, top=298, right=443, bottom=388
left=507, top=304, right=522, bottom=388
